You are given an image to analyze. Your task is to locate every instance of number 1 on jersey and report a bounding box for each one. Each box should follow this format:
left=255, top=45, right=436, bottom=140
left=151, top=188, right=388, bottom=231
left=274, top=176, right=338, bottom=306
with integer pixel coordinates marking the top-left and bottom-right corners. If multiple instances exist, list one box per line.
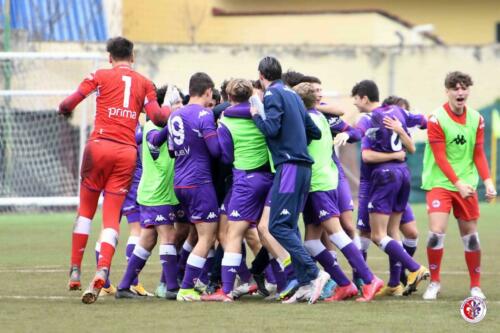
left=122, top=75, right=132, bottom=108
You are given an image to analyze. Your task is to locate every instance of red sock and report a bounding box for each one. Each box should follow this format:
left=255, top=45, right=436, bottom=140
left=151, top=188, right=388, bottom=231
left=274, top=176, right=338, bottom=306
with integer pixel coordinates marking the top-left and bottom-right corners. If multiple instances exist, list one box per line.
left=427, top=247, right=443, bottom=282
left=95, top=193, right=125, bottom=270
left=465, top=250, right=481, bottom=288
left=98, top=241, right=116, bottom=270
left=71, top=233, right=89, bottom=267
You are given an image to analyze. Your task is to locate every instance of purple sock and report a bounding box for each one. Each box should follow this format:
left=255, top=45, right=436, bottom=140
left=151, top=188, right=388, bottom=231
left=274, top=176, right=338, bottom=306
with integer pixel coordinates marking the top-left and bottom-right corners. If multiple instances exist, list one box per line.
left=177, top=243, right=192, bottom=281
left=237, top=259, right=252, bottom=283
left=118, top=253, right=148, bottom=290
left=270, top=259, right=287, bottom=293
left=383, top=239, right=420, bottom=272
left=341, top=243, right=374, bottom=284
left=388, top=257, right=402, bottom=287
left=221, top=252, right=242, bottom=294
left=265, top=264, right=277, bottom=284
left=198, top=250, right=215, bottom=285
left=161, top=252, right=179, bottom=291
left=181, top=265, right=203, bottom=289
left=95, top=246, right=111, bottom=288
left=125, top=242, right=139, bottom=285
left=180, top=254, right=205, bottom=289
left=314, top=250, right=350, bottom=287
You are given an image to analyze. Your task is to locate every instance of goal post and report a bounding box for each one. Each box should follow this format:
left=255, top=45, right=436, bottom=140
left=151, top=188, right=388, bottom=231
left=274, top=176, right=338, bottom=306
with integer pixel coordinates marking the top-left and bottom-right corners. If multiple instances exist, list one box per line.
left=0, top=52, right=106, bottom=211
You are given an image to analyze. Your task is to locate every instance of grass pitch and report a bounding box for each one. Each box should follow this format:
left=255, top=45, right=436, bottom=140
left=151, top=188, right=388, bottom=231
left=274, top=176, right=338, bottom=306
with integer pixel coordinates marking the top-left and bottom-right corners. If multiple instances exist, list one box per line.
left=0, top=203, right=498, bottom=332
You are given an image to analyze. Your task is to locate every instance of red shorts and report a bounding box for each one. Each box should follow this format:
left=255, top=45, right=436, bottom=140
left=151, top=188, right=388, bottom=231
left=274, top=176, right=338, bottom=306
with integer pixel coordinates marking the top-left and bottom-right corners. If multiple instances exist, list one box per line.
left=80, top=139, right=136, bottom=195
left=426, top=187, right=480, bottom=221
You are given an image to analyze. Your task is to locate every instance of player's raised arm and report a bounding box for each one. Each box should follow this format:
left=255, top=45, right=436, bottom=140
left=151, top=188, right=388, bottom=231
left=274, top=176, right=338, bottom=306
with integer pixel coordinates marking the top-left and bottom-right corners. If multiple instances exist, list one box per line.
left=201, top=111, right=221, bottom=159
left=383, top=116, right=416, bottom=154
left=143, top=80, right=171, bottom=127
left=217, top=122, right=234, bottom=165
left=58, top=72, right=98, bottom=116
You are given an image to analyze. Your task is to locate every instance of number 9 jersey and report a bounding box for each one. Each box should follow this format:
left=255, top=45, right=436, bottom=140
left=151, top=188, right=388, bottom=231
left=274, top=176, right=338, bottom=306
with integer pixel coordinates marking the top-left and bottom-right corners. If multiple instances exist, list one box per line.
left=78, top=64, right=157, bottom=147
left=167, top=104, right=218, bottom=187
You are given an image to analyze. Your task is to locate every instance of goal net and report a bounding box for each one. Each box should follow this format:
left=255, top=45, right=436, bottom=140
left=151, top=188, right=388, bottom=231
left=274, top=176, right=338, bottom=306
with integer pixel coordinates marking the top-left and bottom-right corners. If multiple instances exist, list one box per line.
left=0, top=52, right=106, bottom=211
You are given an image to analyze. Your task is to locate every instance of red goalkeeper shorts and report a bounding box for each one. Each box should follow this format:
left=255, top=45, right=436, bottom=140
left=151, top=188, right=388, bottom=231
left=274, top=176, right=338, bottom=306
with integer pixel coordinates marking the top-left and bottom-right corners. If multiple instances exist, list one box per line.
left=426, top=187, right=480, bottom=222
left=80, top=139, right=136, bottom=195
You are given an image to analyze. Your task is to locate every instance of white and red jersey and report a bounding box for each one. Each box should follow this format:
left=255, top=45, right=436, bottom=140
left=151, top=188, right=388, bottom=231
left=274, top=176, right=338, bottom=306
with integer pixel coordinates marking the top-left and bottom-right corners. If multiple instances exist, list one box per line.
left=77, top=65, right=157, bottom=147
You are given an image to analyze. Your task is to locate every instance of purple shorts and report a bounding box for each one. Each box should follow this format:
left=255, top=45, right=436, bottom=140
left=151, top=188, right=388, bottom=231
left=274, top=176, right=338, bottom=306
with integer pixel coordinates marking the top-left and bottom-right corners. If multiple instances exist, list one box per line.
left=265, top=188, right=272, bottom=207
left=358, top=201, right=414, bottom=232
left=368, top=166, right=410, bottom=215
left=337, top=175, right=354, bottom=213
left=401, top=204, right=415, bottom=223
left=121, top=180, right=140, bottom=223
left=140, top=204, right=178, bottom=228
left=220, top=187, right=232, bottom=215
left=303, top=189, right=340, bottom=225
left=174, top=183, right=219, bottom=223
left=227, top=170, right=273, bottom=227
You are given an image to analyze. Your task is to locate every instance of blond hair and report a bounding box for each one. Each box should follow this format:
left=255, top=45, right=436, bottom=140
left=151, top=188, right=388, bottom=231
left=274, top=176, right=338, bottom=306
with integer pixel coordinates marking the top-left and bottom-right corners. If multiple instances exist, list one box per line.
left=293, top=82, right=316, bottom=109
left=226, top=79, right=253, bottom=103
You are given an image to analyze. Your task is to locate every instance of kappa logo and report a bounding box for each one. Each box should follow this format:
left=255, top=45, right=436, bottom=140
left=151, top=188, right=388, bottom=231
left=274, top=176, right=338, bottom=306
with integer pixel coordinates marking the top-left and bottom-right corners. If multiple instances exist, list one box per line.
left=432, top=200, right=441, bottom=208
left=220, top=204, right=225, bottom=211
left=280, top=209, right=291, bottom=216
left=199, top=110, right=209, bottom=118
left=452, top=134, right=467, bottom=145
left=230, top=210, right=241, bottom=218
left=367, top=202, right=374, bottom=209
left=207, top=212, right=217, bottom=219
left=318, top=210, right=329, bottom=218
left=357, top=219, right=364, bottom=226
left=155, top=214, right=167, bottom=222
left=264, top=90, right=273, bottom=97
left=328, top=116, right=342, bottom=126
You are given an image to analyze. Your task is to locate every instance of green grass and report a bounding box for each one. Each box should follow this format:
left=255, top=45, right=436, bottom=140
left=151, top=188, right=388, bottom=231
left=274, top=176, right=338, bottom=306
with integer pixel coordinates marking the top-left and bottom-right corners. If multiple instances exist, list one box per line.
left=0, top=203, right=499, bottom=332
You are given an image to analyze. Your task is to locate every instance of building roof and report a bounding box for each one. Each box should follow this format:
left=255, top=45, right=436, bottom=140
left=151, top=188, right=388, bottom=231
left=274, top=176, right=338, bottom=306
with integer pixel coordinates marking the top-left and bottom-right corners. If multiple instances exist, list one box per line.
left=212, top=7, right=444, bottom=45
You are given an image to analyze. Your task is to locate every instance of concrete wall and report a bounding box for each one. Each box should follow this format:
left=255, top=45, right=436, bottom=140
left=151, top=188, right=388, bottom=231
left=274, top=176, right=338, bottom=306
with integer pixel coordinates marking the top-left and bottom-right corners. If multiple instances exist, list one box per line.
left=122, top=0, right=500, bottom=45
left=122, top=0, right=437, bottom=45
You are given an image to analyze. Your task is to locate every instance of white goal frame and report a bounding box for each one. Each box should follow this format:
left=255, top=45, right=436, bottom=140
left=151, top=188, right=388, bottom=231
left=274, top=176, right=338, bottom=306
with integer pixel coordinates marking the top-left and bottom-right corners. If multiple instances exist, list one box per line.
left=0, top=52, right=105, bottom=208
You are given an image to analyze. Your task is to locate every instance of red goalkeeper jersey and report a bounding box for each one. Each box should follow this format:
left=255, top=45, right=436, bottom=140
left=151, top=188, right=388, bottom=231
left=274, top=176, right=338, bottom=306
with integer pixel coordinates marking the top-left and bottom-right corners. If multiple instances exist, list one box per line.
left=77, top=64, right=157, bottom=147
